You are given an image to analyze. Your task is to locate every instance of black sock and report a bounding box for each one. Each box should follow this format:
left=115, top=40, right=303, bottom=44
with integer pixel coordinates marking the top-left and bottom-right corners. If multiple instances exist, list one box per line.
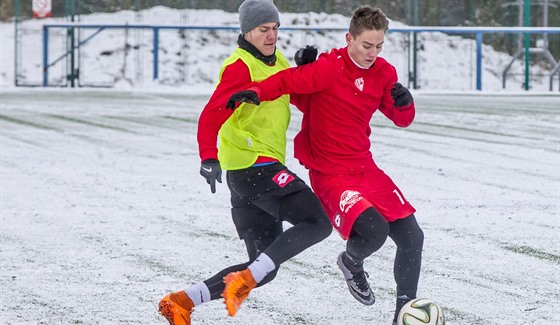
left=343, top=251, right=364, bottom=270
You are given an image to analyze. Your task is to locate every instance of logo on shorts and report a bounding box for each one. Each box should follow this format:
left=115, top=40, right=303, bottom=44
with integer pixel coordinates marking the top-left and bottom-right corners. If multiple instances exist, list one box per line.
left=272, top=171, right=295, bottom=188
left=339, top=190, right=363, bottom=213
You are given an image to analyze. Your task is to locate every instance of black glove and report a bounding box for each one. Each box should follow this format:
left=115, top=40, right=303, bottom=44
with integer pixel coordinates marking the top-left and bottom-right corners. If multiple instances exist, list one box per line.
left=200, top=159, right=222, bottom=194
left=294, top=45, right=318, bottom=66
left=226, top=90, right=260, bottom=110
left=391, top=82, right=413, bottom=107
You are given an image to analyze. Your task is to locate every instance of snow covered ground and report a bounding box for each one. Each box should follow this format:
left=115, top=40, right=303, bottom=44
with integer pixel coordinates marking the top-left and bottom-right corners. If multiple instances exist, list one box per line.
left=1, top=89, right=559, bottom=324
left=1, top=5, right=559, bottom=325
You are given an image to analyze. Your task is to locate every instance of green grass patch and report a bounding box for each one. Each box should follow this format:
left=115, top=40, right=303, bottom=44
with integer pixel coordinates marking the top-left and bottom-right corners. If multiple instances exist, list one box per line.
left=162, top=116, right=198, bottom=124
left=502, top=244, right=560, bottom=264
left=47, top=114, right=135, bottom=133
left=0, top=114, right=61, bottom=131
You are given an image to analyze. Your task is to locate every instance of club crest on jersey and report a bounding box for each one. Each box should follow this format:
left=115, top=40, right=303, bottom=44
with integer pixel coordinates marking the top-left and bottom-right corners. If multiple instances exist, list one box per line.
left=272, top=171, right=295, bottom=188
left=354, top=77, right=364, bottom=91
left=339, top=190, right=363, bottom=213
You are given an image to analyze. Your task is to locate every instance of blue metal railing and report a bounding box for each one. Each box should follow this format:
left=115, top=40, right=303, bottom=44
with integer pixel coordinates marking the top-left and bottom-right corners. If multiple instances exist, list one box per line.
left=42, top=24, right=560, bottom=90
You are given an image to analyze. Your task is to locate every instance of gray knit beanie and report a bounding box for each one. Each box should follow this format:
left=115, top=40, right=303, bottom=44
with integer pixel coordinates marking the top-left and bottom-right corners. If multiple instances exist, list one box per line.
left=238, top=0, right=280, bottom=35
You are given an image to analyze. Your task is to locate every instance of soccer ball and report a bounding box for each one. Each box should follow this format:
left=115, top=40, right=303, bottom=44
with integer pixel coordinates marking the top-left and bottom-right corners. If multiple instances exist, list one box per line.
left=397, top=298, right=445, bottom=325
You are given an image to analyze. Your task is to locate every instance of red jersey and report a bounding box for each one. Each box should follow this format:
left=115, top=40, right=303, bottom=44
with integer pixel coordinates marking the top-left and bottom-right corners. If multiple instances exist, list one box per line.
left=251, top=47, right=415, bottom=174
left=197, top=59, right=247, bottom=162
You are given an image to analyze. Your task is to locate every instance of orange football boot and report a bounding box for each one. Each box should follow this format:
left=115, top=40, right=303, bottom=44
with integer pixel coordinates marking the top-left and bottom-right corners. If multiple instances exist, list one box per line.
left=158, top=291, right=194, bottom=325
left=222, top=269, right=257, bottom=316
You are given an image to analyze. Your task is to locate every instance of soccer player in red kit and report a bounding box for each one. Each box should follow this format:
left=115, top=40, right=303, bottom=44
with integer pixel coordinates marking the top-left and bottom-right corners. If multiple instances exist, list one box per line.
left=226, top=6, right=424, bottom=324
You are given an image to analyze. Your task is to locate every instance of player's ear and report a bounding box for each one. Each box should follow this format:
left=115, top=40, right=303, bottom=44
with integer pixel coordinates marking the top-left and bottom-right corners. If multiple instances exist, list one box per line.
left=345, top=32, right=353, bottom=45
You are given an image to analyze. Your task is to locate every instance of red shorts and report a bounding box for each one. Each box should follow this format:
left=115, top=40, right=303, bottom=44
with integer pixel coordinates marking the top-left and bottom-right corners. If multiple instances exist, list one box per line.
left=309, top=168, right=416, bottom=240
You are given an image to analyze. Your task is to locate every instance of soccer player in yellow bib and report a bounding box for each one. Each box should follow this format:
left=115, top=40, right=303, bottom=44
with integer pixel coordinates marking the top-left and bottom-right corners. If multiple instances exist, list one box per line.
left=158, top=1, right=331, bottom=324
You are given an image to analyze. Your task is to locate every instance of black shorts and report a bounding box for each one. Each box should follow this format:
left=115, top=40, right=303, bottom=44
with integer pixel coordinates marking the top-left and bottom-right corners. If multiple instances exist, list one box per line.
left=227, top=163, right=310, bottom=240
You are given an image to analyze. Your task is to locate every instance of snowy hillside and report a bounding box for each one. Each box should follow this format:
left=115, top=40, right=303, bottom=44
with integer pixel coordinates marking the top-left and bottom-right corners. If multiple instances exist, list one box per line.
left=1, top=6, right=556, bottom=91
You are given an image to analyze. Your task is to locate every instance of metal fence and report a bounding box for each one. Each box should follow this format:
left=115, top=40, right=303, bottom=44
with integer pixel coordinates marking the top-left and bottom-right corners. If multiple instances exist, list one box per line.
left=28, top=21, right=560, bottom=91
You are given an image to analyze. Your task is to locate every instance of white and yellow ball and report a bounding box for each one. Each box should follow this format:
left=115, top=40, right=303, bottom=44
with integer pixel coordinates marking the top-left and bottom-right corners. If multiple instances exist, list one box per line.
left=397, top=298, right=445, bottom=325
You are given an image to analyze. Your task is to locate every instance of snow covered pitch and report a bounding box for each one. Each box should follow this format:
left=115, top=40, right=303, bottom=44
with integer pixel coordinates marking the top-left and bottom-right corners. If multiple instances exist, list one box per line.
left=1, top=89, right=558, bottom=324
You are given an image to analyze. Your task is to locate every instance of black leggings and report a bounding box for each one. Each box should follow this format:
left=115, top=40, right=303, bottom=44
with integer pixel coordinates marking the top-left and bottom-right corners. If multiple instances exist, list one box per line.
left=346, top=208, right=424, bottom=298
left=204, top=235, right=279, bottom=300
left=204, top=164, right=332, bottom=301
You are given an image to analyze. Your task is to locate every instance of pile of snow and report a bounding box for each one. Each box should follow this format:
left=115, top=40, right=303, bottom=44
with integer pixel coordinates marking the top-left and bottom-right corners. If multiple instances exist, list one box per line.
left=0, top=6, right=555, bottom=91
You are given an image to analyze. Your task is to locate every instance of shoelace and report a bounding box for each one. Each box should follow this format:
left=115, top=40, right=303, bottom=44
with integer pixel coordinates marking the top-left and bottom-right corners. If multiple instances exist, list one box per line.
left=235, top=283, right=250, bottom=298
left=352, top=270, right=370, bottom=292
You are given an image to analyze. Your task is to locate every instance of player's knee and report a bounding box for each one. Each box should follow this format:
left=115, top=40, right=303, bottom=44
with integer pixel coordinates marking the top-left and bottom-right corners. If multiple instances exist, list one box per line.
left=312, top=210, right=333, bottom=240
left=394, top=214, right=424, bottom=250
left=280, top=189, right=332, bottom=241
left=404, top=214, right=423, bottom=248
left=300, top=196, right=332, bottom=241
left=352, top=207, right=390, bottom=253
left=358, top=207, right=390, bottom=238
left=413, top=223, right=424, bottom=250
left=298, top=203, right=332, bottom=243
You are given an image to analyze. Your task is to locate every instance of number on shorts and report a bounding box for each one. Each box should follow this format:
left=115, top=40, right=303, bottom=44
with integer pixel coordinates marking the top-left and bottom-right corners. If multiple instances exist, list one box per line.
left=393, top=189, right=405, bottom=205
left=334, top=214, right=341, bottom=227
